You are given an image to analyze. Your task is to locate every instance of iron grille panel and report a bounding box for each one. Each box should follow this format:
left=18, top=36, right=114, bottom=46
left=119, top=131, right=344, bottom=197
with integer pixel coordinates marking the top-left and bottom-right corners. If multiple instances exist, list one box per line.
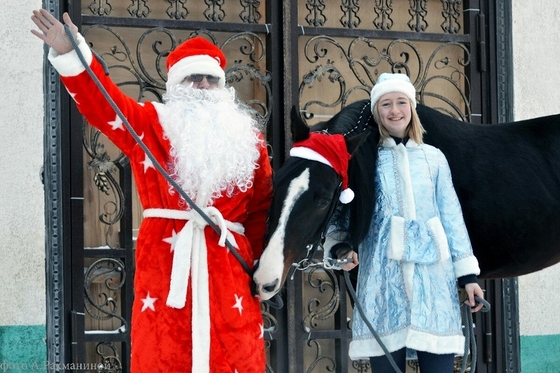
left=42, top=1, right=518, bottom=372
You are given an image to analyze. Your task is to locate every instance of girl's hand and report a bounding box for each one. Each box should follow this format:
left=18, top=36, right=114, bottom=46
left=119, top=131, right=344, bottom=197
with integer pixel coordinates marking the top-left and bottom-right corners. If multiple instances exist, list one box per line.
left=339, top=251, right=359, bottom=271
left=464, top=282, right=485, bottom=313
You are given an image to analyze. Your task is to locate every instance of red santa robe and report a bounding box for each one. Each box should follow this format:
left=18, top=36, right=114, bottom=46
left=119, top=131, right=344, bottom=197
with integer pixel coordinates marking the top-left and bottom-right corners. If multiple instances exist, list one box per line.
left=48, top=34, right=272, bottom=373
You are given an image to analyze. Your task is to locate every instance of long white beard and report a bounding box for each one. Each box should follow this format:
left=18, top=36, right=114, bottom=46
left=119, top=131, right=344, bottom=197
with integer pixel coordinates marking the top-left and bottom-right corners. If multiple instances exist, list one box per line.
left=160, top=84, right=263, bottom=206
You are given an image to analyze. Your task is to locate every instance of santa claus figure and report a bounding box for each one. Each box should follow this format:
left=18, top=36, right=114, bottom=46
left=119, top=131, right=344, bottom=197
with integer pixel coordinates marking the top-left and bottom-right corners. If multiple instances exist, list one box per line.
left=32, top=9, right=272, bottom=373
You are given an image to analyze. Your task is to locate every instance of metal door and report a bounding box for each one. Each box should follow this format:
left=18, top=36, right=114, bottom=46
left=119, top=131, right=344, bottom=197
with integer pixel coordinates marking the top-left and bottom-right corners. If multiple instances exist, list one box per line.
left=42, top=1, right=518, bottom=372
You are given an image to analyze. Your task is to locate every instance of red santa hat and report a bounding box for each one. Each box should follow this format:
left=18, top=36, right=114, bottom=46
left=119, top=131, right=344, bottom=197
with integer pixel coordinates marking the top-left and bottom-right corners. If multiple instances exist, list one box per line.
left=166, top=36, right=227, bottom=90
left=290, top=132, right=354, bottom=204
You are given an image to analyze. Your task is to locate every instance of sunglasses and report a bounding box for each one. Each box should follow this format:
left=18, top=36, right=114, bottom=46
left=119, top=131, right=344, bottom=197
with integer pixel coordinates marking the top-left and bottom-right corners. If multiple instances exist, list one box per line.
left=185, top=74, right=221, bottom=84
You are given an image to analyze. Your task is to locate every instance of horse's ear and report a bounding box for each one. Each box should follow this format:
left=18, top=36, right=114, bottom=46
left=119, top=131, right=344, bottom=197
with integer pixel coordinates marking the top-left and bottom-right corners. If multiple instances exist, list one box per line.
left=291, top=106, right=310, bottom=142
left=346, top=128, right=372, bottom=156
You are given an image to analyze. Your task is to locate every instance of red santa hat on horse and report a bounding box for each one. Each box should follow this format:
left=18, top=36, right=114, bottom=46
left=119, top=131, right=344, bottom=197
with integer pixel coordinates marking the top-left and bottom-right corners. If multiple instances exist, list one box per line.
left=290, top=132, right=355, bottom=204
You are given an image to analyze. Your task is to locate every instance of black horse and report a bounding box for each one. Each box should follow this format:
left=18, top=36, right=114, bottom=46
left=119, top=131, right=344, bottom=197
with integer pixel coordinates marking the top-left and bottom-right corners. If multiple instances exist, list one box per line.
left=253, top=99, right=560, bottom=301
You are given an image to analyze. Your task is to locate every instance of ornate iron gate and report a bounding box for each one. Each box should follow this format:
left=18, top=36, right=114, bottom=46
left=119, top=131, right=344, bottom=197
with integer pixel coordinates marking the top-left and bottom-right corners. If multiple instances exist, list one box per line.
left=43, top=1, right=519, bottom=372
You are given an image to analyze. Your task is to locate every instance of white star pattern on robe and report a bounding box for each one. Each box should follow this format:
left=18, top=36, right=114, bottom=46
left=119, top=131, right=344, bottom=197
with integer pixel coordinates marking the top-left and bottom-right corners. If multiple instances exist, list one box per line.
left=66, top=89, right=78, bottom=105
left=108, top=114, right=124, bottom=131
left=163, top=229, right=179, bottom=252
left=134, top=132, right=145, bottom=146
left=232, top=294, right=244, bottom=315
left=141, top=154, right=155, bottom=173
left=141, top=292, right=157, bottom=312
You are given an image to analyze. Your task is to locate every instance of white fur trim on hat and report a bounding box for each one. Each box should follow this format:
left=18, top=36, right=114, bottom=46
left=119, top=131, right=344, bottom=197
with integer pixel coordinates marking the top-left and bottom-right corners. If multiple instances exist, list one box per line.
left=290, top=147, right=354, bottom=204
left=370, top=73, right=417, bottom=112
left=166, top=54, right=226, bottom=90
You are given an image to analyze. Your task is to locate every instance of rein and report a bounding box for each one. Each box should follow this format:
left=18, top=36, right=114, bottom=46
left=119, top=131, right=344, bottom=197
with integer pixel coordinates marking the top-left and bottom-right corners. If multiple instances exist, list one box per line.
left=63, top=25, right=284, bottom=308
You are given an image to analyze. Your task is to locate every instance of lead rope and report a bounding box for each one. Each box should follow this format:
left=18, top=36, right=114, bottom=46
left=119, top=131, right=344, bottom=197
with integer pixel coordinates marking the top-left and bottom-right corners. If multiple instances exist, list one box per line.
left=343, top=271, right=404, bottom=373
left=63, top=25, right=284, bottom=309
left=460, top=291, right=491, bottom=372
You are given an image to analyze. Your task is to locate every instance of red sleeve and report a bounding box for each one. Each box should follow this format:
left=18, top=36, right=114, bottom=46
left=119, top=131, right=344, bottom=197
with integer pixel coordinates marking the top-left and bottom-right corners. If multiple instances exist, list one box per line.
left=59, top=56, right=160, bottom=157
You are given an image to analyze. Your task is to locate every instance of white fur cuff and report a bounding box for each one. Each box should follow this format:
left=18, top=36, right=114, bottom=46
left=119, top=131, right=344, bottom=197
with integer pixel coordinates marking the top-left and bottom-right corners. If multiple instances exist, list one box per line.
left=453, top=255, right=481, bottom=278
left=48, top=33, right=92, bottom=77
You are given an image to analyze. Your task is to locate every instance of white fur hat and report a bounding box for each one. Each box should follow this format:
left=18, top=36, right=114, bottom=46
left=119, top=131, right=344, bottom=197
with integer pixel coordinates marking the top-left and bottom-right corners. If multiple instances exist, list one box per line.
left=370, top=73, right=417, bottom=112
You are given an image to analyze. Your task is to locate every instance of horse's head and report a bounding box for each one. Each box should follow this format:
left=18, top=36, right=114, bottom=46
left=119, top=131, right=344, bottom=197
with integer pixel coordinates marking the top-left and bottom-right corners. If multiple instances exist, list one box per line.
left=253, top=107, right=369, bottom=300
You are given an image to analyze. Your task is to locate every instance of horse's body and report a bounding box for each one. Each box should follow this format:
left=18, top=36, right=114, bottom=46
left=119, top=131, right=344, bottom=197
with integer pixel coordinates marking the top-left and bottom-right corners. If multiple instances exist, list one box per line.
left=253, top=99, right=560, bottom=300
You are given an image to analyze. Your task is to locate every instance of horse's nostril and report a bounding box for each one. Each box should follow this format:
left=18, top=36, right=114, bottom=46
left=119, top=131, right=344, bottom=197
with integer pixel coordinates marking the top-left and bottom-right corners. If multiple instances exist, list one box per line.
left=262, top=279, right=279, bottom=293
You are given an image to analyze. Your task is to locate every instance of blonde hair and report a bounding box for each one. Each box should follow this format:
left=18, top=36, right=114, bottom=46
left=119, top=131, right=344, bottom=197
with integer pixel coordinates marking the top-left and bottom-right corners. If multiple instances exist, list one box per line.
left=372, top=98, right=426, bottom=144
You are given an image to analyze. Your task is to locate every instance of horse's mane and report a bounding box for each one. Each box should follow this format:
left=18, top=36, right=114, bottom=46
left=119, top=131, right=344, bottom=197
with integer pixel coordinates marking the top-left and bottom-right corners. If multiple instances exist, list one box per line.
left=312, top=99, right=380, bottom=250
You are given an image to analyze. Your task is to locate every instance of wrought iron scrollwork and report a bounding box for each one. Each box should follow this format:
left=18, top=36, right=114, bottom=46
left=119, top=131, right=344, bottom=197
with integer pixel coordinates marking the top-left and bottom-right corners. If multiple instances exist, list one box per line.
left=340, top=0, right=361, bottom=29
left=301, top=37, right=376, bottom=114
left=135, top=28, right=179, bottom=93
left=260, top=301, right=279, bottom=339
left=89, top=0, right=112, bottom=16
left=302, top=267, right=340, bottom=331
left=408, top=0, right=429, bottom=32
left=408, top=359, right=420, bottom=371
left=305, top=0, right=327, bottom=27
left=227, top=62, right=272, bottom=124
left=223, top=33, right=271, bottom=124
left=166, top=0, right=189, bottom=20
left=442, top=0, right=462, bottom=34
left=417, top=42, right=471, bottom=120
left=240, top=0, right=262, bottom=24
left=373, top=0, right=394, bottom=30
left=84, top=25, right=167, bottom=98
left=83, top=119, right=127, bottom=248
left=300, top=62, right=347, bottom=118
left=204, top=0, right=226, bottom=22
left=301, top=267, right=341, bottom=372
left=352, top=359, right=371, bottom=373
left=84, top=24, right=270, bottom=111
left=127, top=0, right=150, bottom=18
left=303, top=36, right=384, bottom=84
left=306, top=339, right=336, bottom=372
left=95, top=342, right=123, bottom=373
left=300, top=36, right=471, bottom=121
left=223, top=32, right=266, bottom=63
left=84, top=258, right=128, bottom=331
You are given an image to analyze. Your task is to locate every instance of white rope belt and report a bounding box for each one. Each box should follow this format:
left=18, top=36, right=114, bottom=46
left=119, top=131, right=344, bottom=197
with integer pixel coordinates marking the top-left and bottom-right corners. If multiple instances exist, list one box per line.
left=142, top=207, right=244, bottom=373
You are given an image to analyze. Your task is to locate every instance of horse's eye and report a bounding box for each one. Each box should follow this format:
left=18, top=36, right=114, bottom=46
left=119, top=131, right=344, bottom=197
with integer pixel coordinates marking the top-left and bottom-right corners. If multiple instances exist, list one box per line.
left=317, top=197, right=331, bottom=208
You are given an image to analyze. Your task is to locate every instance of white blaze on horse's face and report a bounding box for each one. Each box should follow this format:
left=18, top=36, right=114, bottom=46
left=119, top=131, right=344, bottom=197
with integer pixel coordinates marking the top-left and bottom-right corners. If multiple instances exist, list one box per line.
left=254, top=168, right=310, bottom=300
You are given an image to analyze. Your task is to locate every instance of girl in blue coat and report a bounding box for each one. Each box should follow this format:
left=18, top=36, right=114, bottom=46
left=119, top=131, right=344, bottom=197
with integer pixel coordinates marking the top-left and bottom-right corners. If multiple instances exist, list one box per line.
left=328, top=73, right=485, bottom=373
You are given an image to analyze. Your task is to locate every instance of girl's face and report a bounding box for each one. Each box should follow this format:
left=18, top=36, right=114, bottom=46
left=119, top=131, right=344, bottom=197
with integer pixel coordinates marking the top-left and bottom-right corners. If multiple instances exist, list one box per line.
left=377, top=92, right=412, bottom=138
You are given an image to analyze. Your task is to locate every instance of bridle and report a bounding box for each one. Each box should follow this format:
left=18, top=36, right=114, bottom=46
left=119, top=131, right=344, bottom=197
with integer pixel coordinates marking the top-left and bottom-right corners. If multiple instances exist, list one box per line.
left=287, top=180, right=343, bottom=280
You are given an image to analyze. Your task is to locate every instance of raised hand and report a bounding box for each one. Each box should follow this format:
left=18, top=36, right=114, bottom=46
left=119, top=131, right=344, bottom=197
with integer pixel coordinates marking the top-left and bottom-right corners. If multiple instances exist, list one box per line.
left=31, top=10, right=78, bottom=55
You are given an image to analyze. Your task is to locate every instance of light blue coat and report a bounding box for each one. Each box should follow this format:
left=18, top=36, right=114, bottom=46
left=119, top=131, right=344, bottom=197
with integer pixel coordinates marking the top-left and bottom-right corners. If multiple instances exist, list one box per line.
left=328, top=138, right=480, bottom=359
